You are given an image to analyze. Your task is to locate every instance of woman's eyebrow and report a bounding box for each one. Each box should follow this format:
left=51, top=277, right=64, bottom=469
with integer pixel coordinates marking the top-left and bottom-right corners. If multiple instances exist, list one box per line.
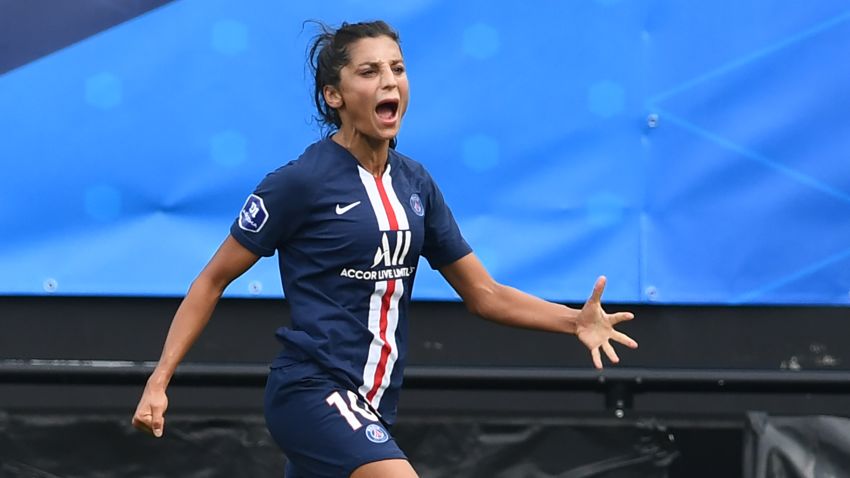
left=355, top=58, right=404, bottom=67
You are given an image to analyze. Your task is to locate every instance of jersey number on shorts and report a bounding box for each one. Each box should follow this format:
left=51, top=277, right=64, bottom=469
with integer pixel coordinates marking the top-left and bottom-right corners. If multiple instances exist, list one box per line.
left=325, top=390, right=380, bottom=431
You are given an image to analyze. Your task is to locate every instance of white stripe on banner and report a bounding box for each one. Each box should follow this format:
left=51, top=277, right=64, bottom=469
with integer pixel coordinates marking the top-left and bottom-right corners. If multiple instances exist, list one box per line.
left=359, top=165, right=390, bottom=231
left=359, top=280, right=388, bottom=401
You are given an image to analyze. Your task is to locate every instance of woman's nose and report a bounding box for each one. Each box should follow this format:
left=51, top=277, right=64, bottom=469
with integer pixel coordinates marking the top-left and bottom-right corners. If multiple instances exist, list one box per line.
left=380, top=66, right=398, bottom=89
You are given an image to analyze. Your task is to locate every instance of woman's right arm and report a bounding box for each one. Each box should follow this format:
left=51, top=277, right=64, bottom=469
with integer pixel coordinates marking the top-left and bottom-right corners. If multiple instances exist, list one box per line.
left=131, top=234, right=260, bottom=437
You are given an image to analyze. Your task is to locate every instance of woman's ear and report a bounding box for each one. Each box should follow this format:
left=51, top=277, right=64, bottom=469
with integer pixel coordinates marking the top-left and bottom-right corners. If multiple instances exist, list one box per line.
left=324, top=85, right=343, bottom=109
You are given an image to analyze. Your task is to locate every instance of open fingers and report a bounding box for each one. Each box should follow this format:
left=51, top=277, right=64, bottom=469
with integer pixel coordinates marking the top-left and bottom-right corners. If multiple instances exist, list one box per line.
left=611, top=330, right=638, bottom=349
left=609, top=311, right=634, bottom=325
left=588, top=276, right=607, bottom=305
left=591, top=347, right=603, bottom=370
left=602, top=341, right=620, bottom=364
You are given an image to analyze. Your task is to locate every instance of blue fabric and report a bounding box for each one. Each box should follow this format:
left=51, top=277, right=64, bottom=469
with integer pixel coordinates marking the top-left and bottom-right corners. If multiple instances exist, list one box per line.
left=265, top=361, right=407, bottom=477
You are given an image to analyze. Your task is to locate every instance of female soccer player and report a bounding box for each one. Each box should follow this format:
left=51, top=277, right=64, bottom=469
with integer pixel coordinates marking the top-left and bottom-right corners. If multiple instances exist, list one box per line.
left=132, top=20, right=638, bottom=478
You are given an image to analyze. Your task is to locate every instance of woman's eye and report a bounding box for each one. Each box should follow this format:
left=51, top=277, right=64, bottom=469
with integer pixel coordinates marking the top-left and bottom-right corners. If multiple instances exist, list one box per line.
left=393, top=66, right=405, bottom=74
left=360, top=70, right=376, bottom=77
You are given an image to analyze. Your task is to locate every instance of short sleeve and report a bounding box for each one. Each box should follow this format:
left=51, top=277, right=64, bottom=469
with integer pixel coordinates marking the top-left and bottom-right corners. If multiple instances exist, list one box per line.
left=229, top=162, right=311, bottom=257
left=420, top=174, right=472, bottom=269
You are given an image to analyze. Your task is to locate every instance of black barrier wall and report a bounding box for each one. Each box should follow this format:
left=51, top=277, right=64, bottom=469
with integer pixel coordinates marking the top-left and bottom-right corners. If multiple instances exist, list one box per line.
left=1, top=413, right=730, bottom=478
left=2, top=297, right=850, bottom=477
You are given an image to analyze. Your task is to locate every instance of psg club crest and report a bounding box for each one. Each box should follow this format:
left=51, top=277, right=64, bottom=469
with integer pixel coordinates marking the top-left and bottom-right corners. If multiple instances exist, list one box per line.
left=238, top=194, right=268, bottom=233
left=409, top=194, right=424, bottom=217
left=365, top=424, right=389, bottom=443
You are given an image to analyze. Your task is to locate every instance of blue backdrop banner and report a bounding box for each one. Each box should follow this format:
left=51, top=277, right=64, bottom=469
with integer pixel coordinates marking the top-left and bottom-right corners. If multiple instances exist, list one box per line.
left=1, top=0, right=848, bottom=304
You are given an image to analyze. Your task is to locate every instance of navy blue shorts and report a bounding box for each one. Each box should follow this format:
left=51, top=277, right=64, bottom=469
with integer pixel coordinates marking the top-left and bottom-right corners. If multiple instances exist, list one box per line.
left=264, top=360, right=407, bottom=477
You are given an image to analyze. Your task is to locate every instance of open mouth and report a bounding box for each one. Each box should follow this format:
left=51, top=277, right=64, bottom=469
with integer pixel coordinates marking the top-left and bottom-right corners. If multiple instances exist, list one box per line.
left=375, top=99, right=399, bottom=122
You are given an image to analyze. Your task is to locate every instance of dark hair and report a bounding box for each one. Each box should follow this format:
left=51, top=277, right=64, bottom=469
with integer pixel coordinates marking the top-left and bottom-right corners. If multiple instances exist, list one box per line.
left=306, top=20, right=401, bottom=141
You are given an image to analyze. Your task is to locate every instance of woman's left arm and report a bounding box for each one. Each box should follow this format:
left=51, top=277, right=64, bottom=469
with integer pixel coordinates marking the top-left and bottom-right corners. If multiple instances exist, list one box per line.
left=439, top=253, right=638, bottom=369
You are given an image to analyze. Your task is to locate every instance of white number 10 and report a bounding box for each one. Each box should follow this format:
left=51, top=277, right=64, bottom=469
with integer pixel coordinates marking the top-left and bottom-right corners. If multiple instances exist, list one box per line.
left=325, top=390, right=380, bottom=431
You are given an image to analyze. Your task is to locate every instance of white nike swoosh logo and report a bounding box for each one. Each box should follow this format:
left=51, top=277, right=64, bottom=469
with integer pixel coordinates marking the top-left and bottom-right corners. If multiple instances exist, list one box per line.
left=335, top=201, right=362, bottom=215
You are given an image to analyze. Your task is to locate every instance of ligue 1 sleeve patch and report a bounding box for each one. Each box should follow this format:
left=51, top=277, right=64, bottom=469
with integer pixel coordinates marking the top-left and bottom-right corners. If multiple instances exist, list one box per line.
left=238, top=194, right=269, bottom=233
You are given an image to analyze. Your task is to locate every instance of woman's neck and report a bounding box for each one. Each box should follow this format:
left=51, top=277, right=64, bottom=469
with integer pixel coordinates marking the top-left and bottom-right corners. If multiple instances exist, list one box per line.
left=332, top=128, right=390, bottom=177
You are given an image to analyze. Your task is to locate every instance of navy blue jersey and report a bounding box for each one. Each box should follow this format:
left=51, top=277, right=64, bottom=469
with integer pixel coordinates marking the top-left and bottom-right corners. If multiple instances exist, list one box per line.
left=230, top=138, right=471, bottom=424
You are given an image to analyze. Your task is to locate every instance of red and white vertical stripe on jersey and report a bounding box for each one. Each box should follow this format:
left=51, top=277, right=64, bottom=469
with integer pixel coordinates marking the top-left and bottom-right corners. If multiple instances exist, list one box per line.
left=359, top=164, right=410, bottom=231
left=359, top=278, right=404, bottom=406
left=357, top=164, right=409, bottom=409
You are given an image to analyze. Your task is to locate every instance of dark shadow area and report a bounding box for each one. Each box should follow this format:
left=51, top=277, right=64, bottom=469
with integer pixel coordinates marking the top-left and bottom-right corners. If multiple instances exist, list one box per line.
left=0, top=0, right=176, bottom=74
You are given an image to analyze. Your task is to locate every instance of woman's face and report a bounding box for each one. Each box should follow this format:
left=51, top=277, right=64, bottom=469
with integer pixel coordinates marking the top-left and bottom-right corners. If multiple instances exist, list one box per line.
left=325, top=35, right=409, bottom=143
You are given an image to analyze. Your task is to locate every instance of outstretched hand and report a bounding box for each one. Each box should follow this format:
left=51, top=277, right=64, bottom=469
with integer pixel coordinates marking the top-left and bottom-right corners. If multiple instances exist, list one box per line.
left=575, top=276, right=638, bottom=369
